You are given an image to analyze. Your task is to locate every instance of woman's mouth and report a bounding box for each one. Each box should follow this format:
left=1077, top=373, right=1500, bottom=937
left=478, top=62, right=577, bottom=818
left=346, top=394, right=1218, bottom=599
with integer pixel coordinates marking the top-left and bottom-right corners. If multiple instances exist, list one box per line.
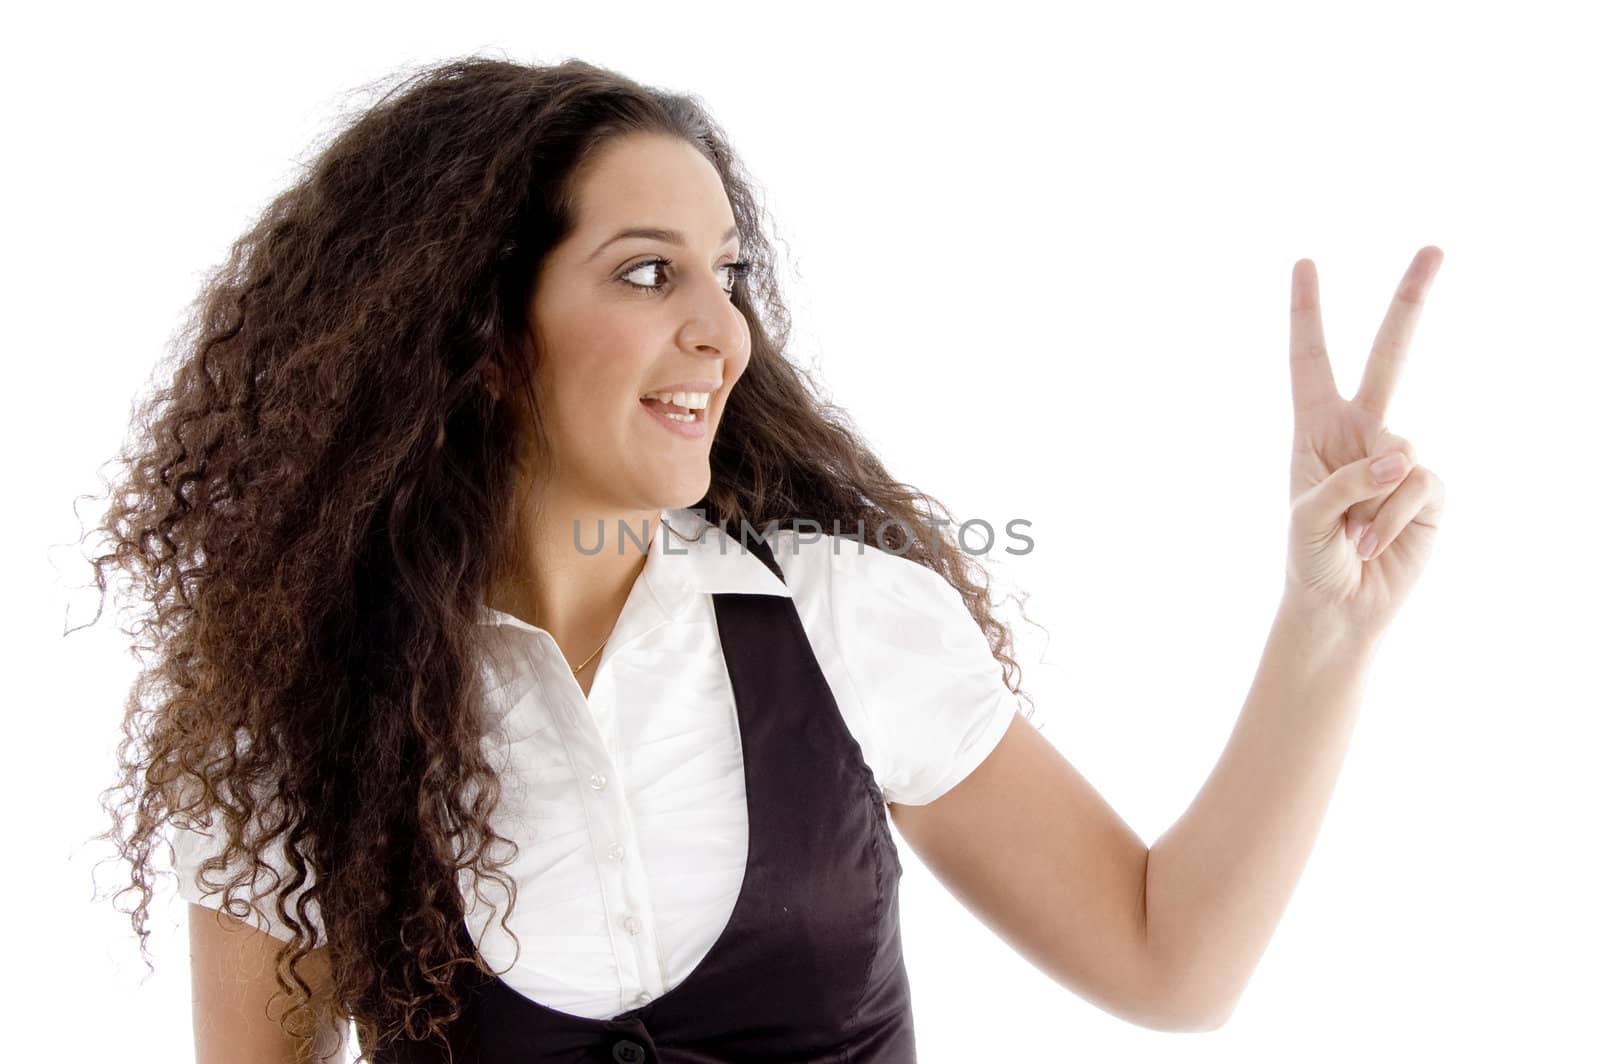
left=640, top=391, right=709, bottom=439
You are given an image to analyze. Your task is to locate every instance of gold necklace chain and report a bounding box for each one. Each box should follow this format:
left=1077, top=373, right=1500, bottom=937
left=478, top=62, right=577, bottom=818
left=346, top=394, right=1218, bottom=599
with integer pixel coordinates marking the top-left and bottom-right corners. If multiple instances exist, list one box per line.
left=571, top=639, right=607, bottom=676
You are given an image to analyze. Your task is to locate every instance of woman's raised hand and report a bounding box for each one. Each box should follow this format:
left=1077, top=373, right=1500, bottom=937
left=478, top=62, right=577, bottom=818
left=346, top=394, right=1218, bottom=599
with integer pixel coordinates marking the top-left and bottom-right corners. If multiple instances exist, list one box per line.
left=1282, top=246, right=1448, bottom=636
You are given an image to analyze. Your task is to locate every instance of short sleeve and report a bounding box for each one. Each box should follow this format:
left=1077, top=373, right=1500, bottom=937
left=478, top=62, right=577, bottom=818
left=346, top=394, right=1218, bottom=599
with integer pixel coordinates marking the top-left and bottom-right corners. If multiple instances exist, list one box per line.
left=826, top=539, right=1019, bottom=807
left=165, top=804, right=325, bottom=944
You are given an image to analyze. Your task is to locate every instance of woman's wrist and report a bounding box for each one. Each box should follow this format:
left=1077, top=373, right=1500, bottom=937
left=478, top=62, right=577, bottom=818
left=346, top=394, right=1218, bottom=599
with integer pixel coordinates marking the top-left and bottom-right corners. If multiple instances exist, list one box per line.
left=1275, top=589, right=1385, bottom=662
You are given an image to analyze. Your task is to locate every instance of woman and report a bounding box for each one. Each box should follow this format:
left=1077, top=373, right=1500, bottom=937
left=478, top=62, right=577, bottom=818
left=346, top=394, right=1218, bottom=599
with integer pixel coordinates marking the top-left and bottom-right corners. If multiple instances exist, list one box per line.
left=91, top=56, right=1445, bottom=1063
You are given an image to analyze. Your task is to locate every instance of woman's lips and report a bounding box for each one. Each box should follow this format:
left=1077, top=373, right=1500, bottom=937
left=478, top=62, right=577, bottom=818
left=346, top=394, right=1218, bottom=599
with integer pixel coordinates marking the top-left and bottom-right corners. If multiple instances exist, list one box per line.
left=639, top=396, right=708, bottom=439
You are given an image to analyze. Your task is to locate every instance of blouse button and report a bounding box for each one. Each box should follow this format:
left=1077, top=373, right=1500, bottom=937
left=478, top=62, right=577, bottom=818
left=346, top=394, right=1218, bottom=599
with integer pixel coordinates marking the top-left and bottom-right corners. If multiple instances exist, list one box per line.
left=633, top=990, right=653, bottom=1006
left=588, top=772, right=608, bottom=791
left=608, top=843, right=625, bottom=862
left=620, top=913, right=642, bottom=935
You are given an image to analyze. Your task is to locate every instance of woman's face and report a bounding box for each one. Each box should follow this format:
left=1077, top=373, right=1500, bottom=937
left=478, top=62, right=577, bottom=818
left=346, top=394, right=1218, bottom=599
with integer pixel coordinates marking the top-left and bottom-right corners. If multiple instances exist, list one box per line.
left=525, top=132, right=752, bottom=514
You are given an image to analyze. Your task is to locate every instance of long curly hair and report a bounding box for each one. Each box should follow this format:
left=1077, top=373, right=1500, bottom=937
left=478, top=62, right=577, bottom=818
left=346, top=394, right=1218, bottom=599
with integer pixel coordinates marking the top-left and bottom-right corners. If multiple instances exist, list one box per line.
left=84, top=54, right=1043, bottom=1062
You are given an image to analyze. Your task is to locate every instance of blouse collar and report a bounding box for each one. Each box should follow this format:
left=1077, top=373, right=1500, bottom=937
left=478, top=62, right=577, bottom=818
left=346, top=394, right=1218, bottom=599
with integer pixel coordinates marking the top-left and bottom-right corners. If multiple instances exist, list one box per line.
left=477, top=507, right=793, bottom=636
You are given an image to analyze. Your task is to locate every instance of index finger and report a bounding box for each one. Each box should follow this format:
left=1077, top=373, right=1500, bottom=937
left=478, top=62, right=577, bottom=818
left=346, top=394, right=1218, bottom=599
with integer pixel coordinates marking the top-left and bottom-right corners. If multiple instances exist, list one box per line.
left=1290, top=257, right=1338, bottom=418
left=1354, top=246, right=1444, bottom=418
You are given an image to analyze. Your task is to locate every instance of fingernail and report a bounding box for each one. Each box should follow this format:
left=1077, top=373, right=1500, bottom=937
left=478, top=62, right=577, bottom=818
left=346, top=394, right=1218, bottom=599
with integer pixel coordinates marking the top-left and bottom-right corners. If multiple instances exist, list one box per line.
left=1348, top=520, right=1368, bottom=543
left=1370, top=453, right=1406, bottom=482
left=1358, top=528, right=1379, bottom=559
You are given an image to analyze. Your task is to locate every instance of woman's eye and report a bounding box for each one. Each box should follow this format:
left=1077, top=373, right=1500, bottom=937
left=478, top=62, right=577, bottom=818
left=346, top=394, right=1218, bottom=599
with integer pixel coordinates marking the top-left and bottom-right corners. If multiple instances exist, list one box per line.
left=620, top=259, right=671, bottom=289
left=621, top=257, right=751, bottom=296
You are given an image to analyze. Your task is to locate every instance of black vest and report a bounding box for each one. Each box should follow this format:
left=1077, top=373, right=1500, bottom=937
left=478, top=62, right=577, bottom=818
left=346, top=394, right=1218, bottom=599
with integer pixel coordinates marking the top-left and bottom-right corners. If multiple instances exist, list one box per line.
left=369, top=533, right=918, bottom=1062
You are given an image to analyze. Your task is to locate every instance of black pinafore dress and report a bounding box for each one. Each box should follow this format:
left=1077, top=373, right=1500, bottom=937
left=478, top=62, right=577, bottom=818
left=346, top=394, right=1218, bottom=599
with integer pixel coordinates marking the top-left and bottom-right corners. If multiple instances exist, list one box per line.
left=369, top=533, right=918, bottom=1063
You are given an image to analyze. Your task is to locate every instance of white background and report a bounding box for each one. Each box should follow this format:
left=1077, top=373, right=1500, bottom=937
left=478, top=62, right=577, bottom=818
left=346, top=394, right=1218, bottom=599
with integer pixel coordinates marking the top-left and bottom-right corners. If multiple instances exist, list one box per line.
left=9, top=1, right=1597, bottom=1060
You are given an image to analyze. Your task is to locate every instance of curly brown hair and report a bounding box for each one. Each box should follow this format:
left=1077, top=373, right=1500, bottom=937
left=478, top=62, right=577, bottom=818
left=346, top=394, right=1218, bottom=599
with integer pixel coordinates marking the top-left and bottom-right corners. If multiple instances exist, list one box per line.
left=83, top=54, right=1043, bottom=1062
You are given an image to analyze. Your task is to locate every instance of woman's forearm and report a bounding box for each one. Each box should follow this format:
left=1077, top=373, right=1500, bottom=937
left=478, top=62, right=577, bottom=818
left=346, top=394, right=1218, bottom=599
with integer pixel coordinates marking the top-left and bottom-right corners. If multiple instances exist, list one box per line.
left=1143, top=598, right=1381, bottom=1028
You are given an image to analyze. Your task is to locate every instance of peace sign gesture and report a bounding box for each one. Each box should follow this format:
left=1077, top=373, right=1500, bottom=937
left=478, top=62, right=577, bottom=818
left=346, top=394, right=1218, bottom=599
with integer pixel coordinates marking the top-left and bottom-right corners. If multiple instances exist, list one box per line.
left=1283, top=246, right=1448, bottom=635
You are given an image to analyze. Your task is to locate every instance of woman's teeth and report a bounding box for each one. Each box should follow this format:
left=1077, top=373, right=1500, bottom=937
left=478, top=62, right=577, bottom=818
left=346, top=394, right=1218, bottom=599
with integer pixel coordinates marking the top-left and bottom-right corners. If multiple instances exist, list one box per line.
left=642, top=390, right=711, bottom=409
left=641, top=390, right=710, bottom=422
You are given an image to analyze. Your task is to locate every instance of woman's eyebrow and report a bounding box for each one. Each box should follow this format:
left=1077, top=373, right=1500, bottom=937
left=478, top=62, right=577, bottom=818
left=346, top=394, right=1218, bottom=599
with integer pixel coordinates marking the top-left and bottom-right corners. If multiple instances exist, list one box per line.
left=585, top=223, right=741, bottom=263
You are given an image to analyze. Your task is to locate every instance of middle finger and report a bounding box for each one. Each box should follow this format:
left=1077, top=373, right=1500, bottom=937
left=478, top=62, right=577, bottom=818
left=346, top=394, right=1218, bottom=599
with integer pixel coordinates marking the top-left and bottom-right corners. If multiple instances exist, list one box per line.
left=1353, top=246, right=1443, bottom=419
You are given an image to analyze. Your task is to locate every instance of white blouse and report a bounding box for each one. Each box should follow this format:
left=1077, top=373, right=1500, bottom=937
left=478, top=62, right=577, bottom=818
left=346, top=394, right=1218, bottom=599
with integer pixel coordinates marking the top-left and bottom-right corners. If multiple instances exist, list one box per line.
left=168, top=508, right=1019, bottom=1019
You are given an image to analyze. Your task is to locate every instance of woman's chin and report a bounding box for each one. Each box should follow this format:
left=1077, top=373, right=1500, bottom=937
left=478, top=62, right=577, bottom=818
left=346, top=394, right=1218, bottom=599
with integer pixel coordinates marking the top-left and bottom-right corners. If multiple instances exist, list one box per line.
left=630, top=472, right=711, bottom=513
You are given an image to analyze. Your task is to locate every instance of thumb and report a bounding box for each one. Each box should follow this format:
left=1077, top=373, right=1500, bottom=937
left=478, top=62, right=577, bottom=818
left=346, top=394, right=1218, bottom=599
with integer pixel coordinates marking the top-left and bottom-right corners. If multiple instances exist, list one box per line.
left=1294, top=452, right=1412, bottom=532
